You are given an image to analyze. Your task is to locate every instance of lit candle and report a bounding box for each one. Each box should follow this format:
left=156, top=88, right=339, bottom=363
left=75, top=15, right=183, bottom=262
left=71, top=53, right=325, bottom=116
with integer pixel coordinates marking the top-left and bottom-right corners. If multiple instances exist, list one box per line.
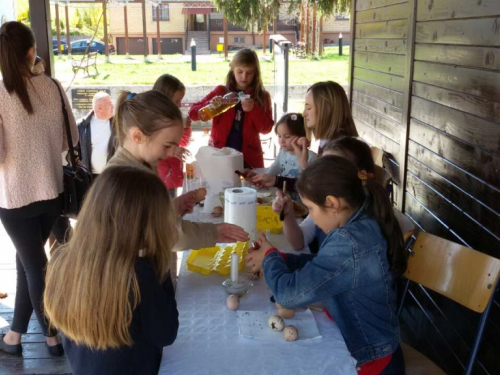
left=231, top=252, right=239, bottom=283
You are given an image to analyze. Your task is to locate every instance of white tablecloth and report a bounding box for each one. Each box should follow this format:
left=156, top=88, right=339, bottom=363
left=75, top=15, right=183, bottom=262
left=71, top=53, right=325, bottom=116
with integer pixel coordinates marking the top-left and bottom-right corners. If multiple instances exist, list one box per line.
left=159, top=249, right=358, bottom=374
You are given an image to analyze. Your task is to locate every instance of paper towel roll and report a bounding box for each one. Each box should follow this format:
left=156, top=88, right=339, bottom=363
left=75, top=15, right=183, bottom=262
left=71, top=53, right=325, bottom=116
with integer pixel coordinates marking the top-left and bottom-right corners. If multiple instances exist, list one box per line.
left=224, top=187, right=257, bottom=241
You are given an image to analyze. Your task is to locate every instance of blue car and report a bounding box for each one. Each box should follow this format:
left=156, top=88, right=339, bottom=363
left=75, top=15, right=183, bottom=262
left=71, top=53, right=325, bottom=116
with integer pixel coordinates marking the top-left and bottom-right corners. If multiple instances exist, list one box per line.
left=66, top=39, right=116, bottom=55
left=52, top=39, right=68, bottom=54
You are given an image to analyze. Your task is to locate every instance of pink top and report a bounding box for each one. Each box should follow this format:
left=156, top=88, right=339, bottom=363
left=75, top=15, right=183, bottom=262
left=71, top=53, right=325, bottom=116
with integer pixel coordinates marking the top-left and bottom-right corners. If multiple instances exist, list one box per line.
left=0, top=74, right=79, bottom=209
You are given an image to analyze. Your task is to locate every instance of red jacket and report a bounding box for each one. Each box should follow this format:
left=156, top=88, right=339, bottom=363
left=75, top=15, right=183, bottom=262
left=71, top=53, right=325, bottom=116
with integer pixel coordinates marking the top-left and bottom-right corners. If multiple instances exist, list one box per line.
left=188, top=85, right=274, bottom=168
left=157, top=125, right=192, bottom=189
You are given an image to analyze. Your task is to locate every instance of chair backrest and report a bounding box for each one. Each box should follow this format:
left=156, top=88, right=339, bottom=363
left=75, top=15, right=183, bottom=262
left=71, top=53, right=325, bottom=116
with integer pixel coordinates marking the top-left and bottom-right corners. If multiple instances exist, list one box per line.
left=392, top=208, right=414, bottom=243
left=371, top=146, right=384, bottom=168
left=405, top=232, right=500, bottom=313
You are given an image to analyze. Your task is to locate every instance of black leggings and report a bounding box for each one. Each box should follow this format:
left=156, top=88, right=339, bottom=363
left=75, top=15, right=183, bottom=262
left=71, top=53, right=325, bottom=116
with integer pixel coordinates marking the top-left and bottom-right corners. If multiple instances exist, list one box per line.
left=0, top=195, right=62, bottom=337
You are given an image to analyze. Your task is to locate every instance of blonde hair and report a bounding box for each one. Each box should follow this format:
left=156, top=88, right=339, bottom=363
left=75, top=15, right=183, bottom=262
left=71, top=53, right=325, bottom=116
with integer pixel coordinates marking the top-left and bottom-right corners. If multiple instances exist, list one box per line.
left=226, top=48, right=268, bottom=108
left=113, top=90, right=182, bottom=145
left=44, top=166, right=177, bottom=350
left=308, top=81, right=358, bottom=140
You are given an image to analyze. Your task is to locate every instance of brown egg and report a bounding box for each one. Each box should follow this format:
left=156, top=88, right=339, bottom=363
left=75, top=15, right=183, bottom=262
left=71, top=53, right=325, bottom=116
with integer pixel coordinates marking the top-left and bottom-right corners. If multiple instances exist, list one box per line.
left=268, top=315, right=285, bottom=331
left=194, top=187, right=207, bottom=203
left=275, top=302, right=295, bottom=319
left=226, top=295, right=239, bottom=310
left=212, top=206, right=223, bottom=217
left=283, top=325, right=298, bottom=341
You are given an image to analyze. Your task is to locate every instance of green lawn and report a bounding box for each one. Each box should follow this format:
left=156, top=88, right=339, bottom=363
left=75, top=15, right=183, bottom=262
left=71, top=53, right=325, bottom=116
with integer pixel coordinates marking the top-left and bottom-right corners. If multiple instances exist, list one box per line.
left=54, top=46, right=350, bottom=86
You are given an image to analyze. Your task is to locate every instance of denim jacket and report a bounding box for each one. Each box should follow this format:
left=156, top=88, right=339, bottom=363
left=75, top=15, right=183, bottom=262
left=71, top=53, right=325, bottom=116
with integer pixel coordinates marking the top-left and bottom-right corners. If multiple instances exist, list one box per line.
left=263, top=207, right=400, bottom=365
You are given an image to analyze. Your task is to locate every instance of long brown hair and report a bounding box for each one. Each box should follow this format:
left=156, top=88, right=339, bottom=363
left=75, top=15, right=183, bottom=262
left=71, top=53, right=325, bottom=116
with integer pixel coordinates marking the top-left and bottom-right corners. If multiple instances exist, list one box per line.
left=44, top=167, right=177, bottom=349
left=0, top=21, right=36, bottom=114
left=323, top=137, right=375, bottom=174
left=297, top=156, right=406, bottom=277
left=308, top=81, right=358, bottom=140
left=152, top=73, right=185, bottom=100
left=226, top=48, right=268, bottom=108
left=113, top=90, right=183, bottom=145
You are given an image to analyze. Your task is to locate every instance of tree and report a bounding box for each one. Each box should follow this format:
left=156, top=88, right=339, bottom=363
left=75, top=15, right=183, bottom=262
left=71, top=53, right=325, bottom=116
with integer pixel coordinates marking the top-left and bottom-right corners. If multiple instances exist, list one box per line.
left=213, top=0, right=280, bottom=31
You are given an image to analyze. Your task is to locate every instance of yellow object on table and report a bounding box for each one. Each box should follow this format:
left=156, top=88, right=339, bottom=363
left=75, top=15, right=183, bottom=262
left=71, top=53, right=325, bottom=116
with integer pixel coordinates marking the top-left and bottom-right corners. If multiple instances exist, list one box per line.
left=257, top=205, right=283, bottom=234
left=186, top=241, right=249, bottom=276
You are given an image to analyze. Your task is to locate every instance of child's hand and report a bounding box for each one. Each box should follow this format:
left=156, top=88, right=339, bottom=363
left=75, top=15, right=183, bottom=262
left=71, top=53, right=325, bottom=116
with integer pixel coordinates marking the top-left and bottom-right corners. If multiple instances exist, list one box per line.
left=241, top=97, right=254, bottom=112
left=245, top=232, right=273, bottom=272
left=215, top=223, right=249, bottom=243
left=173, top=191, right=197, bottom=216
left=171, top=146, right=191, bottom=162
left=243, top=168, right=256, bottom=179
left=250, top=173, right=276, bottom=189
left=210, top=96, right=223, bottom=105
left=291, top=137, right=309, bottom=169
left=272, top=190, right=294, bottom=218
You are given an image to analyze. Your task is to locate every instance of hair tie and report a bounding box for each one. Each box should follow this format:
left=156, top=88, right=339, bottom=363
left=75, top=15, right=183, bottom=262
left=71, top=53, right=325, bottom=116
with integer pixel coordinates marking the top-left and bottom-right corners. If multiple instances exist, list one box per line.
left=290, top=114, right=298, bottom=121
left=358, top=170, right=375, bottom=186
left=127, top=92, right=136, bottom=100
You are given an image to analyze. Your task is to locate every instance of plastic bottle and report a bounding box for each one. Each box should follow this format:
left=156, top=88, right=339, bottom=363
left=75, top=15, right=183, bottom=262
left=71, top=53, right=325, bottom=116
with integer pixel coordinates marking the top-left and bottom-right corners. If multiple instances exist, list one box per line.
left=198, top=92, right=244, bottom=122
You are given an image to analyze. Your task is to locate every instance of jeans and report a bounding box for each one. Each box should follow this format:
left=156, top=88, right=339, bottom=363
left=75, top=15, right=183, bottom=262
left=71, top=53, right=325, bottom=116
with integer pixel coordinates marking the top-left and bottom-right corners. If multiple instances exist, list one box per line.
left=0, top=195, right=62, bottom=336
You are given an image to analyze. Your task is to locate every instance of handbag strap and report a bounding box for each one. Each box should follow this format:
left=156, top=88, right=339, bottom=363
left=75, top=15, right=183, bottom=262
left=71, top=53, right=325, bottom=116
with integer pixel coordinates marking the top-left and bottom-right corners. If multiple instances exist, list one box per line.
left=51, top=78, right=77, bottom=172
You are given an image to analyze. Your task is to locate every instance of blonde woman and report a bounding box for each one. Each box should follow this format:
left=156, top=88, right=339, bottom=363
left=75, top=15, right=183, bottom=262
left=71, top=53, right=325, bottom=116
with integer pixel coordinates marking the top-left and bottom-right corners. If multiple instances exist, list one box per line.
left=44, top=166, right=179, bottom=375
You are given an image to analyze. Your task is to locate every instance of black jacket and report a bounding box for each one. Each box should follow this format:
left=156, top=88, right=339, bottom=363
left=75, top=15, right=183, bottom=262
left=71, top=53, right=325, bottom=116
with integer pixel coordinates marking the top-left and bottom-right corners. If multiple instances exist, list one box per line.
left=75, top=111, right=116, bottom=173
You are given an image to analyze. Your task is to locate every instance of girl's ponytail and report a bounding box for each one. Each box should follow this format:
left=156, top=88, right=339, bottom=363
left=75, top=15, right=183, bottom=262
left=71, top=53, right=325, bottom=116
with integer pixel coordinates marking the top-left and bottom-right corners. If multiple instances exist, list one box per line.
left=364, top=179, right=407, bottom=277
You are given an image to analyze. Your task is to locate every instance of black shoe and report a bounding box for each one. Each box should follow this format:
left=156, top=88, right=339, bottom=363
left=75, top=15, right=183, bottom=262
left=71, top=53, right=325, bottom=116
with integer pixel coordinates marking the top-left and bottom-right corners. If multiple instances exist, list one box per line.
left=0, top=334, right=22, bottom=356
left=46, top=342, right=64, bottom=357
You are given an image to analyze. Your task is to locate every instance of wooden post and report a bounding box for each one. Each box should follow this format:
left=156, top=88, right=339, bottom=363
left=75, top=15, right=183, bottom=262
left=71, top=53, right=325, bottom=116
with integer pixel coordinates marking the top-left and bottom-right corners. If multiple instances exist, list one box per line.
left=156, top=4, right=161, bottom=59
left=273, top=18, right=277, bottom=35
left=124, top=1, right=130, bottom=58
left=28, top=0, right=53, bottom=76
left=299, top=4, right=304, bottom=43
left=103, top=0, right=109, bottom=62
left=55, top=2, right=61, bottom=59
left=223, top=16, right=228, bottom=59
left=312, top=6, right=316, bottom=55
left=65, top=2, right=71, bottom=58
left=142, top=0, right=148, bottom=61
left=263, top=23, right=267, bottom=55
left=305, top=3, right=309, bottom=55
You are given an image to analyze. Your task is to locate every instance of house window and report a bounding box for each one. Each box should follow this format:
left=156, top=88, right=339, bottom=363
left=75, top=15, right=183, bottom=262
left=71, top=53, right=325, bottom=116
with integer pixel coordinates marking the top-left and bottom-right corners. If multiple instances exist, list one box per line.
left=234, top=37, right=245, bottom=43
left=152, top=4, right=169, bottom=21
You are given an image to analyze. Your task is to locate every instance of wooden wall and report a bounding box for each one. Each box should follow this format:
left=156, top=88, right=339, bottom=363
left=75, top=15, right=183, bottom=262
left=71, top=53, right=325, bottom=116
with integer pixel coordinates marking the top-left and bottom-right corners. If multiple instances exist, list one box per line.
left=350, top=0, right=500, bottom=373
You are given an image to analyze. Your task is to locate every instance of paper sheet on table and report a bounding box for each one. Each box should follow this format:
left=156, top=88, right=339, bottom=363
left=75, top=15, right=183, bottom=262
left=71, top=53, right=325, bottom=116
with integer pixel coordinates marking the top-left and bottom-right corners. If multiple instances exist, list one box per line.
left=237, top=309, right=322, bottom=341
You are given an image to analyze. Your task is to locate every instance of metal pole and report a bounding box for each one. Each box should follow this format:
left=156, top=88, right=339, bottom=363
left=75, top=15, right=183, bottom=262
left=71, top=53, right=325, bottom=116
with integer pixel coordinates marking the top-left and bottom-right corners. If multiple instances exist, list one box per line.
left=339, top=32, right=343, bottom=56
left=191, top=38, right=196, bottom=71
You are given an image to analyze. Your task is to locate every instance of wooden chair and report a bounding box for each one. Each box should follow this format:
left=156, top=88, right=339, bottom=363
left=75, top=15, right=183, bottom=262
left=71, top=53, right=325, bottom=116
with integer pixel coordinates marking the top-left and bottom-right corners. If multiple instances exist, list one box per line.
left=398, top=232, right=500, bottom=375
left=371, top=146, right=385, bottom=168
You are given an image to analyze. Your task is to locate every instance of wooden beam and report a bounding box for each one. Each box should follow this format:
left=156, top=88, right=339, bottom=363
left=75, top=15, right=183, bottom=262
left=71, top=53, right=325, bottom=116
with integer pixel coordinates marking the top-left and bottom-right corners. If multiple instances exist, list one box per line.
left=28, top=0, right=53, bottom=76
left=348, top=0, right=357, bottom=103
left=55, top=3, right=61, bottom=59
left=263, top=24, right=267, bottom=55
left=65, top=4, right=71, bottom=57
left=124, top=3, right=130, bottom=57
left=103, top=0, right=109, bottom=61
left=142, top=0, right=148, bottom=60
left=223, top=16, right=228, bottom=59
left=156, top=5, right=161, bottom=58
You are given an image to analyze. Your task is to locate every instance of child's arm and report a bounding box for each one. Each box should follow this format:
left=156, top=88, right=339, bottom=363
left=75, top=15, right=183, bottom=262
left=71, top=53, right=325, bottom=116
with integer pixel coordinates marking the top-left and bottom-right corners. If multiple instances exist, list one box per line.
left=246, top=91, right=274, bottom=134
left=188, top=85, right=227, bottom=121
left=136, top=259, right=179, bottom=348
left=272, top=190, right=305, bottom=250
left=179, top=121, right=192, bottom=147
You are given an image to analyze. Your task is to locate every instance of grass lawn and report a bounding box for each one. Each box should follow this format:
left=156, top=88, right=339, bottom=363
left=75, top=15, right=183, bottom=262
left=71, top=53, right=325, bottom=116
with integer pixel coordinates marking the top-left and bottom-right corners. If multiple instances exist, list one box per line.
left=54, top=46, right=350, bottom=86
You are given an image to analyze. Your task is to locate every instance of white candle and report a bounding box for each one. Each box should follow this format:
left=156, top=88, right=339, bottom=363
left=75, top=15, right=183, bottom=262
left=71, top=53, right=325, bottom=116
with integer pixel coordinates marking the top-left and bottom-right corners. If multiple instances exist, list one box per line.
left=231, top=253, right=239, bottom=283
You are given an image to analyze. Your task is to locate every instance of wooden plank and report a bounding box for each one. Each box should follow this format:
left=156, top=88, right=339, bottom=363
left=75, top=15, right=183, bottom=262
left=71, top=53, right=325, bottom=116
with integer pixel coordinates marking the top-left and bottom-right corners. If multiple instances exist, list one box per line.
left=0, top=356, right=71, bottom=374
left=348, top=0, right=358, bottom=104
left=404, top=192, right=452, bottom=239
left=352, top=90, right=403, bottom=123
left=412, top=82, right=500, bottom=122
left=353, top=79, right=405, bottom=107
left=408, top=141, right=500, bottom=215
left=356, top=2, right=409, bottom=23
left=355, top=120, right=401, bottom=160
left=411, top=96, right=500, bottom=156
left=355, top=38, right=407, bottom=55
left=354, top=51, right=406, bottom=76
left=406, top=172, right=500, bottom=255
left=409, top=119, right=500, bottom=189
left=415, top=18, right=500, bottom=46
left=356, top=0, right=408, bottom=11
left=408, top=156, right=500, bottom=239
left=355, top=19, right=408, bottom=39
left=413, top=61, right=500, bottom=103
left=414, top=44, right=500, bottom=71
left=417, top=0, right=500, bottom=21
left=352, top=102, right=402, bottom=141
left=353, top=67, right=405, bottom=92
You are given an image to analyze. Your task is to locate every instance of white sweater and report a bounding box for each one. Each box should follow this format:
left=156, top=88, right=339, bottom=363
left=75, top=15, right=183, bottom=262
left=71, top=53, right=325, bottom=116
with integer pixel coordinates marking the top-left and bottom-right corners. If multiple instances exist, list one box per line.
left=0, top=74, right=79, bottom=209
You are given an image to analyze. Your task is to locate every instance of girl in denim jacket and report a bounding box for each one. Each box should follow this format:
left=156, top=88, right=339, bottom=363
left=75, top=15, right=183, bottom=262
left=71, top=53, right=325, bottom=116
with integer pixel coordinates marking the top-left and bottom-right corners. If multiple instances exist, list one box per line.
left=246, top=156, right=407, bottom=374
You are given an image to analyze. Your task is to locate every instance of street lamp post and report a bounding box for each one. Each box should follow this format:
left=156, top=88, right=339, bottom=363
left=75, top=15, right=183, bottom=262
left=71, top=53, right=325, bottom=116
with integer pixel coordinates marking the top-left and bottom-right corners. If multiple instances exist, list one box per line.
left=191, top=38, right=196, bottom=71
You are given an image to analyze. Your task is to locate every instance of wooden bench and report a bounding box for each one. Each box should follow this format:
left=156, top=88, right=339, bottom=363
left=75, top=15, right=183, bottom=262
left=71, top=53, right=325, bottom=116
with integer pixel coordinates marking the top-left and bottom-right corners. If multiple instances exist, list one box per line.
left=71, top=51, right=98, bottom=76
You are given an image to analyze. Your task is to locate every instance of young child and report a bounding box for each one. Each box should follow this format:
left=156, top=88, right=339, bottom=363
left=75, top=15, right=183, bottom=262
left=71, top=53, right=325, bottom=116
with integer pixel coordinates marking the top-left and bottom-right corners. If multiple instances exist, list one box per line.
left=189, top=48, right=274, bottom=169
left=153, top=74, right=192, bottom=198
left=106, top=90, right=248, bottom=252
left=265, top=113, right=317, bottom=178
left=251, top=80, right=358, bottom=188
left=246, top=156, right=407, bottom=374
left=44, top=166, right=179, bottom=375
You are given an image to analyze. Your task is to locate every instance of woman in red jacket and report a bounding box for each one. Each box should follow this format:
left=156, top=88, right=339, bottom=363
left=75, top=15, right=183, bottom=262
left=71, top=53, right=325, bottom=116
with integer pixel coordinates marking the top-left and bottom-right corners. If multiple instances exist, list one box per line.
left=189, top=49, right=274, bottom=169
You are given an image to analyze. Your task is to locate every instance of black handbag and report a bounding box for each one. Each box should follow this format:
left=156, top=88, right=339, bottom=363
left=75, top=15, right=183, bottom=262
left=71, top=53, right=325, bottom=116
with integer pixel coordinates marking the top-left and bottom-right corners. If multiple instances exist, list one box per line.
left=52, top=79, right=92, bottom=219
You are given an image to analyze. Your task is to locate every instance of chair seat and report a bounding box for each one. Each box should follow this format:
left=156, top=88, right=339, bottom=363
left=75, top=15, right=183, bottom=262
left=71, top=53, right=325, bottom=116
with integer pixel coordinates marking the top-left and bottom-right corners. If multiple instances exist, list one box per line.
left=401, top=342, right=447, bottom=375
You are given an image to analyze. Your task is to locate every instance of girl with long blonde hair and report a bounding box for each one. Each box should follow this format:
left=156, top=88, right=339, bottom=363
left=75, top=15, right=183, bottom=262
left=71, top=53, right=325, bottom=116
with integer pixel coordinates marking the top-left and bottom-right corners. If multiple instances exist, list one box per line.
left=44, top=166, right=179, bottom=375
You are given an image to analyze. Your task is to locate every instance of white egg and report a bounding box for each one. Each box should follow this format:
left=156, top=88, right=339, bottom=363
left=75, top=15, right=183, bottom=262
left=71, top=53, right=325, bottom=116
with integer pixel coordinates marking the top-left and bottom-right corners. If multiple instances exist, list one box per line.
left=268, top=314, right=285, bottom=331
left=226, top=294, right=239, bottom=310
left=283, top=325, right=298, bottom=341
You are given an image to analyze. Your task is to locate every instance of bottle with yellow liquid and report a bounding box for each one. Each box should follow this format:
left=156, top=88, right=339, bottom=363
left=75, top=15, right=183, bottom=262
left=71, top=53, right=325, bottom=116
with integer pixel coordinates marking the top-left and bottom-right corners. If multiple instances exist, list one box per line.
left=198, top=91, right=245, bottom=122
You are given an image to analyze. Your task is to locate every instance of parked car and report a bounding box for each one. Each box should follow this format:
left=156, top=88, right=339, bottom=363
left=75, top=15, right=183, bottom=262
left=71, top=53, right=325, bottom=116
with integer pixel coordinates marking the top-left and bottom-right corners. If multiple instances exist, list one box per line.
left=52, top=38, right=67, bottom=54
left=65, top=39, right=116, bottom=55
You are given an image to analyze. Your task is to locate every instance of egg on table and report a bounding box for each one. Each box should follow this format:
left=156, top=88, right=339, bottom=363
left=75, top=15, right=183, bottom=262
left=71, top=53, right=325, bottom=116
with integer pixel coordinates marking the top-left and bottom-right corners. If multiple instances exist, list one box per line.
left=212, top=206, right=223, bottom=217
left=268, top=315, right=285, bottom=331
left=226, top=295, right=239, bottom=310
left=283, top=325, right=298, bottom=342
